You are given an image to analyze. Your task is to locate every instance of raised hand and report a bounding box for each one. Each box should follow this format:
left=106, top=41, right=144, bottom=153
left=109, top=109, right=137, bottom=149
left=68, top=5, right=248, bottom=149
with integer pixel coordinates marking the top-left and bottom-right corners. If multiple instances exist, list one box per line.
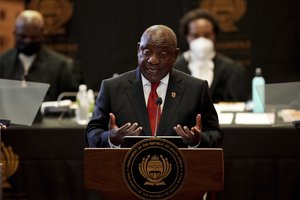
left=174, top=114, right=202, bottom=146
left=108, top=113, right=142, bottom=145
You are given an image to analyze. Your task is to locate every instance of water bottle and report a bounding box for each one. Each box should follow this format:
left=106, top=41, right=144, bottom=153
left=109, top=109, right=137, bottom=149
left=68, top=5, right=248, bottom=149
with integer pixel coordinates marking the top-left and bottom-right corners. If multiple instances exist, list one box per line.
left=87, top=89, right=95, bottom=115
left=252, top=68, right=265, bottom=113
left=76, top=84, right=89, bottom=125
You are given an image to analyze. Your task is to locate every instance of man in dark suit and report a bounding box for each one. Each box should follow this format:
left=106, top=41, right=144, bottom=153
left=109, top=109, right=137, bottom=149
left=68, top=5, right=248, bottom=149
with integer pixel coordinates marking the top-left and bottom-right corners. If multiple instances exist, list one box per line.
left=86, top=25, right=223, bottom=148
left=174, top=9, right=248, bottom=103
left=0, top=10, right=82, bottom=101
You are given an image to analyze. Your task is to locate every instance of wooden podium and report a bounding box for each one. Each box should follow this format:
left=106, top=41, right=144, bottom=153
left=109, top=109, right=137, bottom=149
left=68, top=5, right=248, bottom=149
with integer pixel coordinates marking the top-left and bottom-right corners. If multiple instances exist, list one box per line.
left=84, top=147, right=223, bottom=200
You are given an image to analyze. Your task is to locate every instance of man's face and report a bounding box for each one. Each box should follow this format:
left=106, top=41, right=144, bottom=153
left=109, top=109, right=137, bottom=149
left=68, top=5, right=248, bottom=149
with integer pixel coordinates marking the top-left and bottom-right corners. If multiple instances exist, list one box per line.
left=138, top=31, right=179, bottom=83
left=14, top=22, right=43, bottom=55
left=186, top=18, right=216, bottom=43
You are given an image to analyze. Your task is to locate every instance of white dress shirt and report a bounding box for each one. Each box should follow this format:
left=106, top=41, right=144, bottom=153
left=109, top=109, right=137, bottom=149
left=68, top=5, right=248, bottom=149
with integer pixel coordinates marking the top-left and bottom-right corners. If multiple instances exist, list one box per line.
left=18, top=53, right=36, bottom=77
left=108, top=73, right=169, bottom=148
left=141, top=73, right=169, bottom=111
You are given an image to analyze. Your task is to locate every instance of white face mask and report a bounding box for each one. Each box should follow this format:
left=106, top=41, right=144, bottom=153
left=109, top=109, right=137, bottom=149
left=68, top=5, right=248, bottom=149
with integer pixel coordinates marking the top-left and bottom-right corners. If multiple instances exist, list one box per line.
left=189, top=37, right=215, bottom=61
left=187, top=37, right=215, bottom=87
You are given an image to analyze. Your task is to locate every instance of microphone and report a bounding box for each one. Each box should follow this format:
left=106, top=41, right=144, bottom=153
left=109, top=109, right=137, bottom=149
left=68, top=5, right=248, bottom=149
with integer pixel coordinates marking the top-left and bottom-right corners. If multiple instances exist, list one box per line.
left=154, top=97, right=162, bottom=137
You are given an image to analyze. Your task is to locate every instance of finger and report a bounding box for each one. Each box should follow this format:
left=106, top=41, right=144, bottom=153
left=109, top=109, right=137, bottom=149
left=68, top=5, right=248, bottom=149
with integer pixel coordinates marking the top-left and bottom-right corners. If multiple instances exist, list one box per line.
left=118, top=122, right=132, bottom=133
left=174, top=125, right=188, bottom=138
left=129, top=127, right=142, bottom=136
left=192, top=127, right=201, bottom=136
left=126, top=123, right=138, bottom=134
left=191, top=127, right=201, bottom=144
left=183, top=126, right=194, bottom=138
left=196, top=114, right=202, bottom=131
left=191, top=126, right=201, bottom=134
left=109, top=113, right=117, bottom=129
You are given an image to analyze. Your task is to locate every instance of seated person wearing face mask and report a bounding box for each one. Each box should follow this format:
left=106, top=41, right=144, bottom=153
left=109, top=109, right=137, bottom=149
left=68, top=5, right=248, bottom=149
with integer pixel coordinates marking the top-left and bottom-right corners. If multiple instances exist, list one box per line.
left=0, top=10, right=82, bottom=101
left=174, top=8, right=248, bottom=103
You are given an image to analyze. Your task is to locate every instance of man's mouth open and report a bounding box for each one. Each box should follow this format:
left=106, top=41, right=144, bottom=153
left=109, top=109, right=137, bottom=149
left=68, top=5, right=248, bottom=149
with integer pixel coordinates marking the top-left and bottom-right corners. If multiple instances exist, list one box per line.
left=147, top=68, right=159, bottom=74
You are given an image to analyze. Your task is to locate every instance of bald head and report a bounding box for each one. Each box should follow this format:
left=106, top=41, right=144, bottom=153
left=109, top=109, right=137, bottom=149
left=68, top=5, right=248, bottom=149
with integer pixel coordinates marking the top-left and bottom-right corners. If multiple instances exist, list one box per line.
left=140, top=25, right=178, bottom=48
left=16, top=10, right=44, bottom=30
left=14, top=10, right=44, bottom=55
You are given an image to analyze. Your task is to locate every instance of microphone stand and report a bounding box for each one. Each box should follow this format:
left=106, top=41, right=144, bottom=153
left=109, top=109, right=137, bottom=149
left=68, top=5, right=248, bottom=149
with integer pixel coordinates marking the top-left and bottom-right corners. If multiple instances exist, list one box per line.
left=154, top=105, right=160, bottom=138
left=154, top=97, right=162, bottom=137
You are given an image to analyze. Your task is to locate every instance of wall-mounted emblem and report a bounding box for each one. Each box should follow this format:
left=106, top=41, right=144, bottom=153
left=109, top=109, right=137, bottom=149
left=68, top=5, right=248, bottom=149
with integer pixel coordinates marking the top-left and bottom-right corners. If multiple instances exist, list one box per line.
left=1, top=142, right=19, bottom=188
left=28, top=0, right=73, bottom=35
left=200, top=0, right=247, bottom=32
left=123, top=138, right=186, bottom=200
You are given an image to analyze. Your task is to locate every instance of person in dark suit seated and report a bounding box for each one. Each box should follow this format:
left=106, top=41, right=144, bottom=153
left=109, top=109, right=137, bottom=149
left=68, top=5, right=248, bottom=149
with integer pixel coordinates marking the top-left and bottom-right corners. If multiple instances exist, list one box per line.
left=86, top=25, right=223, bottom=148
left=0, top=10, right=82, bottom=101
left=174, top=8, right=248, bottom=103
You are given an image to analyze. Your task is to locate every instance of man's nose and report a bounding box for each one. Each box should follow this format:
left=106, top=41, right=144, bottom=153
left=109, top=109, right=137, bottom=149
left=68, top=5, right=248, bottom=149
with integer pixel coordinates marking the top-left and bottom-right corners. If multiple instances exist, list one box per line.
left=148, top=55, right=159, bottom=65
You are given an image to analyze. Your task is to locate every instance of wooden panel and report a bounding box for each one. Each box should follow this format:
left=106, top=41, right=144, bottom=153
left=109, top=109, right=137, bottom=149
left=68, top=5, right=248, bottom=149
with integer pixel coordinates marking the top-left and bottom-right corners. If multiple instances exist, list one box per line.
left=84, top=148, right=223, bottom=200
left=0, top=0, right=24, bottom=52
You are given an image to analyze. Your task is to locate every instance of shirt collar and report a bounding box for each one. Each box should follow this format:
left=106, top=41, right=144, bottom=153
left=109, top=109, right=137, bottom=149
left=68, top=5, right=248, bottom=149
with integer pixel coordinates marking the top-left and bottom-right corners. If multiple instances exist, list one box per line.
left=141, top=73, right=170, bottom=86
left=18, top=53, right=37, bottom=62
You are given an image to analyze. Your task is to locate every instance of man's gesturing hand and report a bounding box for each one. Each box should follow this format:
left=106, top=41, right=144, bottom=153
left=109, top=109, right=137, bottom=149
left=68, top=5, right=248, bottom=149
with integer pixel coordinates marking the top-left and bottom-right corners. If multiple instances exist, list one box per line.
left=108, top=113, right=142, bottom=146
left=174, top=114, right=202, bottom=146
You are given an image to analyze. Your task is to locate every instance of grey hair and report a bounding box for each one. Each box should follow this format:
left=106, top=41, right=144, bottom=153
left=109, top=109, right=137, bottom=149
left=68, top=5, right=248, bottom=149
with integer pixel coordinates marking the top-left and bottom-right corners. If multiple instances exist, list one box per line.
left=141, top=25, right=177, bottom=47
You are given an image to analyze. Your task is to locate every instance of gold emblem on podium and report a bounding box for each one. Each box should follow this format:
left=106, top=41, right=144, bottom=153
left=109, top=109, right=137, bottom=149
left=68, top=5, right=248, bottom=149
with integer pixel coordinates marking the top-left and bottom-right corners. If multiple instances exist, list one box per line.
left=200, top=0, right=247, bottom=32
left=1, top=142, right=19, bottom=188
left=28, top=0, right=73, bottom=35
left=139, top=155, right=172, bottom=186
left=123, top=138, right=185, bottom=200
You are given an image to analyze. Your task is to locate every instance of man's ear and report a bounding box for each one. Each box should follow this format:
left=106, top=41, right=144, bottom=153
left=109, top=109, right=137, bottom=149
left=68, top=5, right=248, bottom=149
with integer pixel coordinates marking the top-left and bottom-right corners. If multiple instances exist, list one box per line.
left=137, top=42, right=140, bottom=51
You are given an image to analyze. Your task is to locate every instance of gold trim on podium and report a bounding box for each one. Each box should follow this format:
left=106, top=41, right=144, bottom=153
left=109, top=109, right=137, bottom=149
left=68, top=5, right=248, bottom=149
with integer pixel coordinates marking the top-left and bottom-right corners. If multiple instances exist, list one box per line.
left=1, top=142, right=19, bottom=188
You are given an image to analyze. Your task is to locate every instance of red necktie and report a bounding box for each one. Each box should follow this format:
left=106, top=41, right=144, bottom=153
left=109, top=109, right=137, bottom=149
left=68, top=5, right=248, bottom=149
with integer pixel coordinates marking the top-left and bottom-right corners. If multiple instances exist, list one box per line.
left=147, top=82, right=161, bottom=136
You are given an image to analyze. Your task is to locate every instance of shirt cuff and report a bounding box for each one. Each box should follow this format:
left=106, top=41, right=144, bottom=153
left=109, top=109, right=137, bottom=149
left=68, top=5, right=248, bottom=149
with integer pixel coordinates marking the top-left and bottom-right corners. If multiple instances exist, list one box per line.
left=108, top=135, right=121, bottom=148
left=188, top=139, right=201, bottom=148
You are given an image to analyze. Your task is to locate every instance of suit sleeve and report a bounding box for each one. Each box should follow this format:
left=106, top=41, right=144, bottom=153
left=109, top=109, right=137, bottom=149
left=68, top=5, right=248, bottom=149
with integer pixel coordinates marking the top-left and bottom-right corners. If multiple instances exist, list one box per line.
left=86, top=80, right=111, bottom=147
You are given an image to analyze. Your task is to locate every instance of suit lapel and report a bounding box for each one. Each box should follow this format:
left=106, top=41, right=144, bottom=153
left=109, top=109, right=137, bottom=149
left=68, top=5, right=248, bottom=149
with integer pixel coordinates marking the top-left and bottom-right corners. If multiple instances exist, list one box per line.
left=125, top=68, right=152, bottom=136
left=7, top=50, right=18, bottom=69
left=158, top=70, right=185, bottom=135
left=5, top=50, right=24, bottom=79
left=29, top=48, right=45, bottom=74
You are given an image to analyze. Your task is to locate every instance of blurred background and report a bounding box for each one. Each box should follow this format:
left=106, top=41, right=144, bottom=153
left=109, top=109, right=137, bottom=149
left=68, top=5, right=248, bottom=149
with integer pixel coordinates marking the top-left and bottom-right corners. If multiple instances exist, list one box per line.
left=1, top=0, right=299, bottom=95
left=1, top=1, right=300, bottom=200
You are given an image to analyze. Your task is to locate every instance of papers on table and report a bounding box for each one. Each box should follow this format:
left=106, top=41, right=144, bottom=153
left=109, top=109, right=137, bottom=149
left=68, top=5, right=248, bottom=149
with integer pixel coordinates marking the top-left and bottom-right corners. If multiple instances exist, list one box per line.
left=217, top=112, right=275, bottom=125
left=278, top=109, right=300, bottom=122
left=214, top=102, right=246, bottom=113
left=214, top=102, right=244, bottom=125
left=214, top=102, right=275, bottom=125
left=235, top=113, right=275, bottom=125
left=218, top=113, right=234, bottom=125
